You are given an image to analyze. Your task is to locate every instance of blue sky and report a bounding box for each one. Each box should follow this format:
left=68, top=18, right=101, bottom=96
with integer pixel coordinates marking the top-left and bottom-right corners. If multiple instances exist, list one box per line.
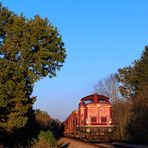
left=1, top=0, right=148, bottom=121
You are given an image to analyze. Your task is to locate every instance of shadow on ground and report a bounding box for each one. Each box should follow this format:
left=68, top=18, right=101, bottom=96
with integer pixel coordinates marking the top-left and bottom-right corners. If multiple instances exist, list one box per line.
left=58, top=142, right=70, bottom=148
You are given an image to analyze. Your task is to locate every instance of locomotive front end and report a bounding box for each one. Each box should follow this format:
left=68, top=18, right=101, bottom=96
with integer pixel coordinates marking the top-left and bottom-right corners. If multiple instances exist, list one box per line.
left=78, top=94, right=115, bottom=141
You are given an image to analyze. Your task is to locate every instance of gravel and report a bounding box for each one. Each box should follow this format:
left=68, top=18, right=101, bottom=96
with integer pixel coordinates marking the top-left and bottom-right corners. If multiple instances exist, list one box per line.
left=58, top=137, right=98, bottom=148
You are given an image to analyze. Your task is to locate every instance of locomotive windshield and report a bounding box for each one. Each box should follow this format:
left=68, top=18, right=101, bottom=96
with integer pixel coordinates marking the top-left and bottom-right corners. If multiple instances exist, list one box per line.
left=98, top=98, right=107, bottom=103
left=83, top=98, right=93, bottom=105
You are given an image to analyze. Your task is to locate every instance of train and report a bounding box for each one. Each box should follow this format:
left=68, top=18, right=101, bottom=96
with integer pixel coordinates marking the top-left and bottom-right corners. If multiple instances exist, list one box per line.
left=63, top=94, right=115, bottom=141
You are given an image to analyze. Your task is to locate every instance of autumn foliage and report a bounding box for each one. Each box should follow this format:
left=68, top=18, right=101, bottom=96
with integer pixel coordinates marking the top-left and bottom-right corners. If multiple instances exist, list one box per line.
left=94, top=47, right=148, bottom=144
left=116, top=46, right=148, bottom=143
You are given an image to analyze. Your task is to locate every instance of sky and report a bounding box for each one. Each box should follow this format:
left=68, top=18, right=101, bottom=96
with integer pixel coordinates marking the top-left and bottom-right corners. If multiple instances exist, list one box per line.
left=1, top=0, right=148, bottom=121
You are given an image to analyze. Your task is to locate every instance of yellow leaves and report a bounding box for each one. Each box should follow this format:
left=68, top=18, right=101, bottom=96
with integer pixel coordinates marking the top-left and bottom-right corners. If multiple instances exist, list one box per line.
left=7, top=116, right=28, bottom=130
left=35, top=110, right=51, bottom=128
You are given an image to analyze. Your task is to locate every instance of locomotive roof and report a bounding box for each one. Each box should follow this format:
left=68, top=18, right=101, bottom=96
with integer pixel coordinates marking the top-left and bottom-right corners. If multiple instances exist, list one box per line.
left=80, top=94, right=109, bottom=101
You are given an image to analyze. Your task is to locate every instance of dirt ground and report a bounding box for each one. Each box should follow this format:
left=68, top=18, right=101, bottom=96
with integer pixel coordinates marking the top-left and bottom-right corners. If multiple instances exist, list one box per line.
left=57, top=137, right=98, bottom=148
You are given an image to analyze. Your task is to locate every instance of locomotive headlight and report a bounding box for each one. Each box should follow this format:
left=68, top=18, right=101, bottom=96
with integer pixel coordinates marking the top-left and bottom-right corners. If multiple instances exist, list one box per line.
left=109, top=120, right=112, bottom=124
left=86, top=119, right=90, bottom=124
left=86, top=128, right=91, bottom=133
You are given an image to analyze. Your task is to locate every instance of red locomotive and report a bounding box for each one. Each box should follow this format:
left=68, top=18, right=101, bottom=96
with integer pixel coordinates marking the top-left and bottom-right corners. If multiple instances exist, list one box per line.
left=63, top=94, right=115, bottom=141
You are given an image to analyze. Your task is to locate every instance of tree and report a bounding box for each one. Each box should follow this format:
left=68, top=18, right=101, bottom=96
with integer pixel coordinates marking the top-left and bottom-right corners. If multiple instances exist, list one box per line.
left=116, top=46, right=148, bottom=100
left=116, top=46, right=148, bottom=143
left=93, top=73, right=122, bottom=103
left=127, top=84, right=148, bottom=143
left=0, top=3, right=66, bottom=132
left=116, top=66, right=137, bottom=100
left=34, top=109, right=61, bottom=139
left=35, top=109, right=51, bottom=130
left=112, top=100, right=131, bottom=140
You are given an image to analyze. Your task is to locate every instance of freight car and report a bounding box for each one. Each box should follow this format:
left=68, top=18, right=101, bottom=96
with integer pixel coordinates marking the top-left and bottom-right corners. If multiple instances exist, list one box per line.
left=63, top=94, right=115, bottom=141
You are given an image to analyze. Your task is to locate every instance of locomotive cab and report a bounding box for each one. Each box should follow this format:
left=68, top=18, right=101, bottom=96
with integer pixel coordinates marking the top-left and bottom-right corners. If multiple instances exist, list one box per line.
left=77, top=94, right=115, bottom=141
left=79, top=94, right=112, bottom=126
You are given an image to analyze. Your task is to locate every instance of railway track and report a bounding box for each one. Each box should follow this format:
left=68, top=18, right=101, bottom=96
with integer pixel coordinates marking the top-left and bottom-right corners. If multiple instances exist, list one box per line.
left=58, top=137, right=148, bottom=148
left=89, top=141, right=148, bottom=148
left=87, top=140, right=148, bottom=148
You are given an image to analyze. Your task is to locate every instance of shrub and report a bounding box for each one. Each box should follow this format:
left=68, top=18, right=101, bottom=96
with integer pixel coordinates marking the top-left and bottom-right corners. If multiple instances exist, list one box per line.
left=32, top=130, right=57, bottom=148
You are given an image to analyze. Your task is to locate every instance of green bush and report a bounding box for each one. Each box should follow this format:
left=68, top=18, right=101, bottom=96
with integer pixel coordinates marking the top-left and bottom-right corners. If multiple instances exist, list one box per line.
left=32, top=130, right=57, bottom=148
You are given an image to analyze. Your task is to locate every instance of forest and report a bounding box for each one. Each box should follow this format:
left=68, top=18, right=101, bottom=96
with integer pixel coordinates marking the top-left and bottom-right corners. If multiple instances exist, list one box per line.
left=0, top=2, right=148, bottom=147
left=94, top=46, right=148, bottom=144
